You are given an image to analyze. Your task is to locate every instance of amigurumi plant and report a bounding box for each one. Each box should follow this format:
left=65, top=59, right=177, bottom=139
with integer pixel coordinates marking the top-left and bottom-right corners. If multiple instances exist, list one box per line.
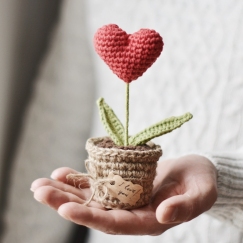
left=68, top=24, right=193, bottom=210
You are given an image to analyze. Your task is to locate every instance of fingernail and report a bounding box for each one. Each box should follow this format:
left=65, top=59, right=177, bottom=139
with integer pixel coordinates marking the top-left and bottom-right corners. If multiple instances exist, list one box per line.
left=50, top=170, right=58, bottom=180
left=164, top=207, right=178, bottom=223
left=30, top=182, right=37, bottom=192
left=170, top=207, right=178, bottom=222
left=58, top=209, right=71, bottom=220
left=34, top=194, right=46, bottom=204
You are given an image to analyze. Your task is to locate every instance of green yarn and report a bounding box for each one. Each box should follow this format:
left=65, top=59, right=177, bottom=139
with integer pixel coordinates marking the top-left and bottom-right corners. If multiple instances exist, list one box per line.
left=124, top=83, right=130, bottom=146
left=97, top=97, right=193, bottom=146
left=129, top=112, right=193, bottom=146
left=97, top=98, right=124, bottom=145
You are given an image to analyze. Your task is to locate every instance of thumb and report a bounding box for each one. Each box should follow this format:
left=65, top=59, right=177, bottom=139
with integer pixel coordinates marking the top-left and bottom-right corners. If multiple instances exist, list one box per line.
left=155, top=193, right=202, bottom=224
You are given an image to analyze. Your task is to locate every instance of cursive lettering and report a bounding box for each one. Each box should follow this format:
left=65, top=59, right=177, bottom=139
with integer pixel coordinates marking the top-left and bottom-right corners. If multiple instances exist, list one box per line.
left=125, top=185, right=136, bottom=193
left=118, top=190, right=128, bottom=197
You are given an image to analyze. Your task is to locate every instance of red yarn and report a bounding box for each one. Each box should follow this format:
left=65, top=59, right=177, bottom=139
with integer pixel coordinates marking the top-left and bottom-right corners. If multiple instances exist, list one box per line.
left=94, top=24, right=163, bottom=83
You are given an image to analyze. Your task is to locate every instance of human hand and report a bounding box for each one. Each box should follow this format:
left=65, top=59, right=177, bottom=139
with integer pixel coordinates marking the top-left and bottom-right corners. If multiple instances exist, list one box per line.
left=31, top=154, right=217, bottom=235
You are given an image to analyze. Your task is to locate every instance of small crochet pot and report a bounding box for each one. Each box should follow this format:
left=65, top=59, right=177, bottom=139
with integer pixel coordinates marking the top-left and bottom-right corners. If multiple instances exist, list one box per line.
left=85, top=137, right=162, bottom=210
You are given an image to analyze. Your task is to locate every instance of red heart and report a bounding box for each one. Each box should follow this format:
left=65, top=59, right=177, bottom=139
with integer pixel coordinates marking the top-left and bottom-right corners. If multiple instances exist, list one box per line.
left=94, top=24, right=163, bottom=83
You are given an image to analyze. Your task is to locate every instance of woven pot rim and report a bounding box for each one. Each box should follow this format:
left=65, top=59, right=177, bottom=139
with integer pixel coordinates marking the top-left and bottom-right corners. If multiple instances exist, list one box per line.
left=86, top=136, right=163, bottom=156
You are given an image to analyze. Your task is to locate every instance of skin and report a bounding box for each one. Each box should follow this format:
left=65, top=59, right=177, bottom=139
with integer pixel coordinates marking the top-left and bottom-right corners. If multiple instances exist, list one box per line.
left=31, top=154, right=218, bottom=236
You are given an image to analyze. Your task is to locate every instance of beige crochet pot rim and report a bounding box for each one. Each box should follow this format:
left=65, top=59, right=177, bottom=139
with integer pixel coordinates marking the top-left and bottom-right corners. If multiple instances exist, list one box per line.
left=85, top=136, right=162, bottom=210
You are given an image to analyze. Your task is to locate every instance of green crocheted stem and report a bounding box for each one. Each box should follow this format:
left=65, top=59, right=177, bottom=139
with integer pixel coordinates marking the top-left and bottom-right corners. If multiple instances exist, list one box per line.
left=97, top=98, right=124, bottom=145
left=129, top=112, right=193, bottom=146
left=124, top=83, right=130, bottom=146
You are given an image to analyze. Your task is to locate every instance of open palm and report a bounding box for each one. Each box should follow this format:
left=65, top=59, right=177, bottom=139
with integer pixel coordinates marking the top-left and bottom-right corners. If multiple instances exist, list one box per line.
left=31, top=154, right=217, bottom=235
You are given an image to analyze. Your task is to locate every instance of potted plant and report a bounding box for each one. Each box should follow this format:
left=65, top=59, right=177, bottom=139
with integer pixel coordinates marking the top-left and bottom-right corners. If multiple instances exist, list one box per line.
left=68, top=24, right=192, bottom=210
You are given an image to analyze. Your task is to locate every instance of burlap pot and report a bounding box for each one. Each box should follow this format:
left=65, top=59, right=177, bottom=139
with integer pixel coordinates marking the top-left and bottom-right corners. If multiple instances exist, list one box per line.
left=85, top=137, right=162, bottom=210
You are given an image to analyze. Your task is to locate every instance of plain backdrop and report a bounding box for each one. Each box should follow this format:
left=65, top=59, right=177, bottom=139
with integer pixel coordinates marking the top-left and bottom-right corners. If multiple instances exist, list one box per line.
left=0, top=0, right=60, bottom=239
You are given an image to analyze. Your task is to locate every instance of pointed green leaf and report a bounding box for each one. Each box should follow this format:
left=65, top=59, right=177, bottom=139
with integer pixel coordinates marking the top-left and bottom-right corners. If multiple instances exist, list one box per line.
left=97, top=98, right=124, bottom=145
left=129, top=112, right=193, bottom=146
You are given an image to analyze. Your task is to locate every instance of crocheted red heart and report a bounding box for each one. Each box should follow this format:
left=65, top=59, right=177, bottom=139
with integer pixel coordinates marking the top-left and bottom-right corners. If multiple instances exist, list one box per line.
left=94, top=24, right=163, bottom=83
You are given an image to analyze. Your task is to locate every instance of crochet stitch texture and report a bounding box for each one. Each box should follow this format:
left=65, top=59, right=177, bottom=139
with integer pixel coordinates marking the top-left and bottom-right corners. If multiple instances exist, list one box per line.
left=94, top=24, right=163, bottom=82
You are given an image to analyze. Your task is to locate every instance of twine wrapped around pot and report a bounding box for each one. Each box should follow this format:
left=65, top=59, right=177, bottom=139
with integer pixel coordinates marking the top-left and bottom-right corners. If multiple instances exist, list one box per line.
left=83, top=137, right=162, bottom=210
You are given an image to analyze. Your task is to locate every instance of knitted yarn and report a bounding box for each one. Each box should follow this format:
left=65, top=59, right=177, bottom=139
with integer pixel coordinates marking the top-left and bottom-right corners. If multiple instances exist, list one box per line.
left=85, top=137, right=162, bottom=209
left=94, top=24, right=163, bottom=83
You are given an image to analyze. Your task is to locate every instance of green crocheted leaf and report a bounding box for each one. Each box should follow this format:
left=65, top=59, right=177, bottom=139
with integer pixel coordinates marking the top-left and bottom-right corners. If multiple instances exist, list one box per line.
left=97, top=98, right=124, bottom=145
left=129, top=112, right=193, bottom=146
